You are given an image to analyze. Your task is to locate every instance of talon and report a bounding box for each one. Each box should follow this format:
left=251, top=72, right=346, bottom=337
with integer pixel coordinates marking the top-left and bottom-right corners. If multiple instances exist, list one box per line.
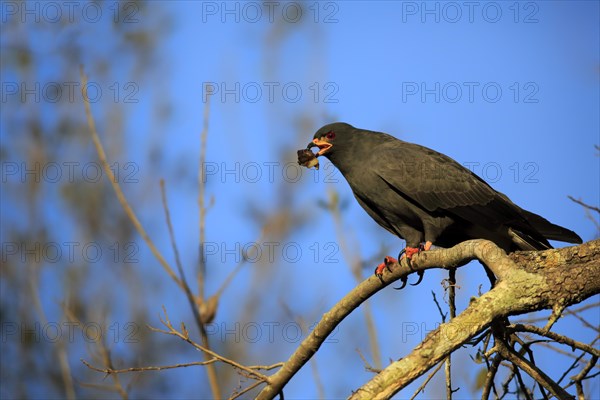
left=374, top=256, right=398, bottom=281
left=393, top=277, right=408, bottom=290
left=410, top=270, right=425, bottom=286
left=405, top=255, right=414, bottom=271
left=398, top=243, right=432, bottom=283
left=404, top=246, right=422, bottom=259
left=397, top=248, right=406, bottom=260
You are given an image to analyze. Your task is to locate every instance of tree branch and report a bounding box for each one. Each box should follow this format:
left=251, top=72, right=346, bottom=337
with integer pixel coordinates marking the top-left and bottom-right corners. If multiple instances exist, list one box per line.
left=255, top=239, right=599, bottom=399
left=257, top=240, right=599, bottom=399
left=350, top=239, right=599, bottom=399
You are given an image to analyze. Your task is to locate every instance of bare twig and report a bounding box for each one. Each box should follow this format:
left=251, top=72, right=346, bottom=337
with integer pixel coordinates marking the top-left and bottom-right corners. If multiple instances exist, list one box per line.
left=511, top=334, right=549, bottom=400
left=194, top=85, right=221, bottom=400
left=82, top=359, right=218, bottom=374
left=228, top=380, right=264, bottom=400
left=515, top=301, right=599, bottom=324
left=409, top=360, right=445, bottom=400
left=445, top=268, right=458, bottom=399
left=568, top=195, right=600, bottom=234
left=495, top=336, right=572, bottom=399
left=329, top=188, right=382, bottom=370
left=568, top=196, right=600, bottom=214
left=198, top=83, right=211, bottom=300
left=509, top=324, right=600, bottom=357
left=510, top=361, right=533, bottom=400
left=356, top=348, right=382, bottom=374
left=564, top=355, right=598, bottom=397
left=79, top=66, right=184, bottom=291
left=150, top=306, right=269, bottom=382
left=481, top=355, right=501, bottom=400
left=28, top=263, right=76, bottom=400
left=543, top=304, right=565, bottom=333
left=564, top=308, right=600, bottom=333
left=431, top=291, right=447, bottom=322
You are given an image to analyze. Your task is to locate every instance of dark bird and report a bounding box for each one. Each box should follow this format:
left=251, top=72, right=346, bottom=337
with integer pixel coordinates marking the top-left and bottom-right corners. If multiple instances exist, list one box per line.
left=306, top=122, right=583, bottom=282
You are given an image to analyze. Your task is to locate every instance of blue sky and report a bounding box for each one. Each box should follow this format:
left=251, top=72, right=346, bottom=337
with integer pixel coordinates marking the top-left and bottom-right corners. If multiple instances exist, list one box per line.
left=2, top=1, right=599, bottom=399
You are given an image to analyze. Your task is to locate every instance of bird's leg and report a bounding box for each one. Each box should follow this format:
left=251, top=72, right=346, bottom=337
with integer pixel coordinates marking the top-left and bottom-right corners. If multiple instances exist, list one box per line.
left=375, top=241, right=432, bottom=288
left=398, top=241, right=433, bottom=286
left=374, top=255, right=398, bottom=282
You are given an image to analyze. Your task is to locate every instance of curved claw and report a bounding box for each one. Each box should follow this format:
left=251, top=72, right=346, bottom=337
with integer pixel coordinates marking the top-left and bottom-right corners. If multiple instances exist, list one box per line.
left=406, top=256, right=415, bottom=271
left=397, top=248, right=406, bottom=260
left=393, top=277, right=408, bottom=290
left=410, top=270, right=425, bottom=286
left=374, top=256, right=397, bottom=282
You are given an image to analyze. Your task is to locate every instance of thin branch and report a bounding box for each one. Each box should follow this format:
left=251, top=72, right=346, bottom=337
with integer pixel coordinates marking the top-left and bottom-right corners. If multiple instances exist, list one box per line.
left=195, top=89, right=221, bottom=399
left=564, top=355, right=598, bottom=394
left=511, top=362, right=533, bottom=400
left=431, top=291, right=447, bottom=323
left=568, top=196, right=600, bottom=213
left=159, top=179, right=189, bottom=289
left=356, top=348, right=382, bottom=374
left=516, top=301, right=600, bottom=324
left=558, top=351, right=590, bottom=386
left=214, top=248, right=253, bottom=300
left=82, top=359, right=218, bottom=374
left=445, top=268, right=458, bottom=399
left=568, top=195, right=600, bottom=234
left=511, top=334, right=549, bottom=400
left=564, top=308, right=600, bottom=333
left=228, top=380, right=265, bottom=400
left=329, top=187, right=382, bottom=370
left=409, top=360, right=445, bottom=400
left=499, top=363, right=517, bottom=400
left=227, top=363, right=285, bottom=400
left=78, top=66, right=184, bottom=291
left=247, top=363, right=285, bottom=371
left=198, top=83, right=211, bottom=300
left=509, top=324, right=600, bottom=357
left=536, top=341, right=586, bottom=359
left=543, top=304, right=565, bottom=333
left=495, top=336, right=572, bottom=399
left=149, top=306, right=269, bottom=382
left=28, top=255, right=76, bottom=400
left=481, top=355, right=501, bottom=400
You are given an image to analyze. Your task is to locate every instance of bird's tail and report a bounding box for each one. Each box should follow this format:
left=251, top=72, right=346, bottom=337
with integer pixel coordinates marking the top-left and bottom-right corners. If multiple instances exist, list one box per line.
left=522, top=210, right=583, bottom=244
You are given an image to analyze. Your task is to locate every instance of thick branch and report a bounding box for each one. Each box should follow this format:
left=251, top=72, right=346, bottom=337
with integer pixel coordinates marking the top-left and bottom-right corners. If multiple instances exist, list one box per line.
left=256, top=240, right=599, bottom=400
left=350, top=239, right=599, bottom=399
left=257, top=240, right=599, bottom=399
left=256, top=240, right=502, bottom=399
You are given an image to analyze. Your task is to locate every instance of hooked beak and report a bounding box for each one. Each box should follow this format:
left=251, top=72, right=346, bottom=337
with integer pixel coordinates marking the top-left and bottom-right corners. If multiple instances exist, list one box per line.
left=307, top=138, right=333, bottom=156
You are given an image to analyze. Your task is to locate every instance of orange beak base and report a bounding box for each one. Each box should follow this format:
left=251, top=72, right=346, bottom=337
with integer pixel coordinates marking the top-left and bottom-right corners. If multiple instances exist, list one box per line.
left=311, top=138, right=333, bottom=156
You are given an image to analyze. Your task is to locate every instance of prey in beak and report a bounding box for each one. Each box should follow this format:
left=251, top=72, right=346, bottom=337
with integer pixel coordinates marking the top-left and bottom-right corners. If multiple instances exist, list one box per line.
left=297, top=145, right=320, bottom=170
left=298, top=135, right=333, bottom=170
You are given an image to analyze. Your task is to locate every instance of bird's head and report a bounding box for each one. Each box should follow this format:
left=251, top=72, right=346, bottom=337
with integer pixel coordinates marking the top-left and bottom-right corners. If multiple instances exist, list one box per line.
left=307, top=122, right=355, bottom=159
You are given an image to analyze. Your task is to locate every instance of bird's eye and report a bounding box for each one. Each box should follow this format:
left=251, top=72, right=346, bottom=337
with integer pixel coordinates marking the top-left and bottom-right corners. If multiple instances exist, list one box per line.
left=325, top=131, right=335, bottom=140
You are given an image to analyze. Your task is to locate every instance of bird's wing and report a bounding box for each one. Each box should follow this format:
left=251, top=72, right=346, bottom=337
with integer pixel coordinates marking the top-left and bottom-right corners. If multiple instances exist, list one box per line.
left=372, top=140, right=499, bottom=213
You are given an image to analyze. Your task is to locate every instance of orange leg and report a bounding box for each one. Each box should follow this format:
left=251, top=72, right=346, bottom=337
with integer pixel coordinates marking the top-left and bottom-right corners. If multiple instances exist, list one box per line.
left=374, top=241, right=434, bottom=288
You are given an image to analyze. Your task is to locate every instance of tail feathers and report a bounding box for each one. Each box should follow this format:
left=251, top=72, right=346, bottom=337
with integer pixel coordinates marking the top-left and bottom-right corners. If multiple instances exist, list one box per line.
left=522, top=210, right=583, bottom=244
left=508, top=228, right=552, bottom=251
